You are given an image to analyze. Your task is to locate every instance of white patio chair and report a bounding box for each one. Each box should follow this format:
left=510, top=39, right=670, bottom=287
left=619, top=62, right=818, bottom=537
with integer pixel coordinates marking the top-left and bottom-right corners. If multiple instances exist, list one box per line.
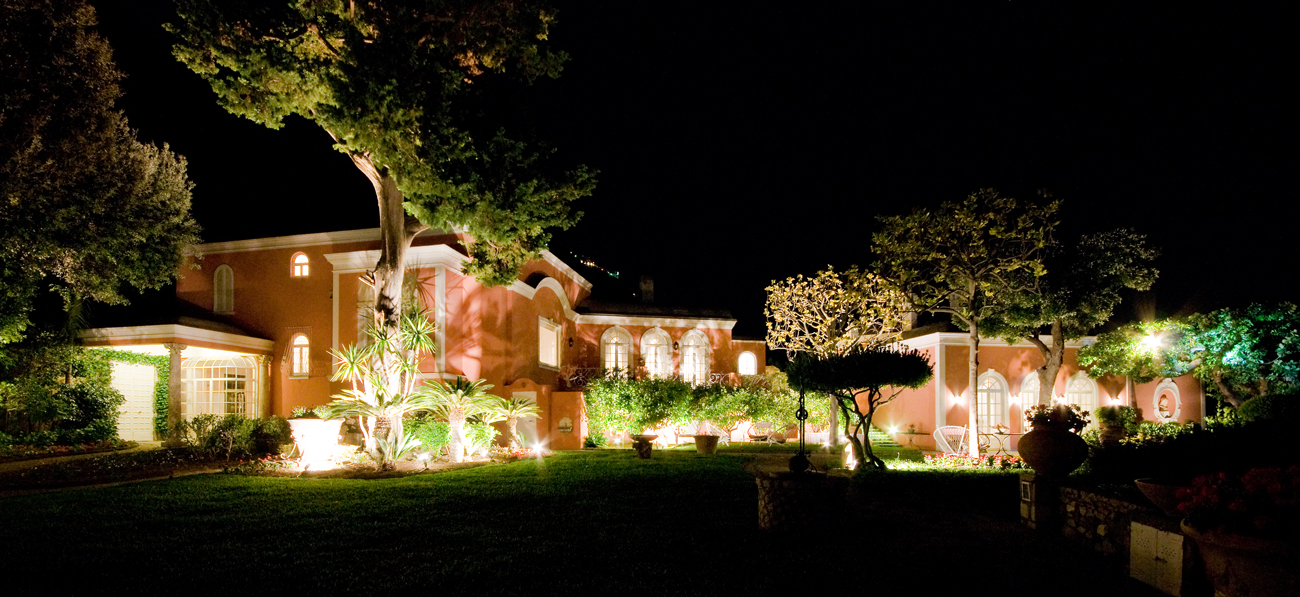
left=933, top=425, right=969, bottom=454
left=748, top=422, right=774, bottom=444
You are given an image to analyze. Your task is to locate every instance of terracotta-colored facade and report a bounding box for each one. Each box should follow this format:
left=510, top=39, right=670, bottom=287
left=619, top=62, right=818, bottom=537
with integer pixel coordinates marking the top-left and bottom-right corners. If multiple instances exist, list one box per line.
left=86, top=228, right=765, bottom=449
left=874, top=332, right=1204, bottom=452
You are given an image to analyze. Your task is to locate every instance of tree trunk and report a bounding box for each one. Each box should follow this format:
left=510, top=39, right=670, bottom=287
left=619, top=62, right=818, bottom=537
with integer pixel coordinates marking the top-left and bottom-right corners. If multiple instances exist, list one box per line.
left=506, top=417, right=519, bottom=449
left=449, top=409, right=466, bottom=463
left=967, top=319, right=981, bottom=457
left=1028, top=320, right=1066, bottom=406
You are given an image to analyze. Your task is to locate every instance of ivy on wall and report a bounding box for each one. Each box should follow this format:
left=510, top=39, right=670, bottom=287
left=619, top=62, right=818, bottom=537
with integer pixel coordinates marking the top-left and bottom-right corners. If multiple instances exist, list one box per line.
left=92, top=349, right=171, bottom=439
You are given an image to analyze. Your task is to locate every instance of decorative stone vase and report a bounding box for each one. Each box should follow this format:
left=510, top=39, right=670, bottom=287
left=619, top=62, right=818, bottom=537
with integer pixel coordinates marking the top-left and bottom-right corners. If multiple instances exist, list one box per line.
left=1134, top=478, right=1189, bottom=518
left=630, top=434, right=657, bottom=459
left=1016, top=423, right=1087, bottom=478
left=1181, top=521, right=1300, bottom=597
left=288, top=418, right=343, bottom=465
left=693, top=434, right=720, bottom=454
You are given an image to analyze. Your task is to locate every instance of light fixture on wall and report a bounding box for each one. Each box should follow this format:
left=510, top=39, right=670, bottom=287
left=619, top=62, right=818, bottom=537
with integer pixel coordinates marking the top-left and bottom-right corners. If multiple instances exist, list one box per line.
left=672, top=341, right=679, bottom=350
left=567, top=337, right=573, bottom=348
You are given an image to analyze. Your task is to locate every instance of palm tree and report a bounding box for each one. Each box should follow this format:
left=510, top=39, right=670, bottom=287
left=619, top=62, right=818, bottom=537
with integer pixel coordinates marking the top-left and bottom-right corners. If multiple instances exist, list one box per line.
left=485, top=395, right=543, bottom=449
left=419, top=377, right=495, bottom=463
left=323, top=310, right=439, bottom=468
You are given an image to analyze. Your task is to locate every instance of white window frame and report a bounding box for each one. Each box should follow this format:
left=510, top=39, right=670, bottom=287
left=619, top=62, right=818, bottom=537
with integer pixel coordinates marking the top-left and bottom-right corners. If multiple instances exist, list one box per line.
left=976, top=370, right=1009, bottom=432
left=600, top=326, right=633, bottom=376
left=679, top=329, right=710, bottom=385
left=182, top=356, right=260, bottom=418
left=1065, top=372, right=1100, bottom=426
left=640, top=328, right=672, bottom=379
left=538, top=317, right=561, bottom=370
left=738, top=351, right=757, bottom=376
left=213, top=264, right=234, bottom=314
left=291, top=252, right=310, bottom=277
left=290, top=334, right=310, bottom=378
left=1019, top=372, right=1041, bottom=405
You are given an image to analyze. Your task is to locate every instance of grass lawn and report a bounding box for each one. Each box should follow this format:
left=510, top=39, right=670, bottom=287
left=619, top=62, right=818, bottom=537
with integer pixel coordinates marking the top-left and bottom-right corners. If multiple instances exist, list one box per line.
left=1, top=450, right=1161, bottom=595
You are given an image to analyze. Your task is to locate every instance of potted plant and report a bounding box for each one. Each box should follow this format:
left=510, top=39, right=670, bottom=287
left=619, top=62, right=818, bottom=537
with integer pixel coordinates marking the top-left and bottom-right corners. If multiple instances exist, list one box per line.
left=1017, top=403, right=1090, bottom=478
left=287, top=406, right=343, bottom=465
left=1178, top=466, right=1300, bottom=597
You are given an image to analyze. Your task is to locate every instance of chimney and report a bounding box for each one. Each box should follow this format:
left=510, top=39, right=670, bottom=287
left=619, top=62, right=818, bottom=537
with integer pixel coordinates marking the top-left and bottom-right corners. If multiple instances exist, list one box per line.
left=639, top=275, right=654, bottom=304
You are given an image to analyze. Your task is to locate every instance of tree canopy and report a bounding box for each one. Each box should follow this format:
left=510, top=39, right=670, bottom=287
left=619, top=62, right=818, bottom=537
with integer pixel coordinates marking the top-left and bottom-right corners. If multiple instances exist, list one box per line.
left=168, top=0, right=594, bottom=288
left=985, top=227, right=1159, bottom=404
left=873, top=189, right=1057, bottom=455
left=765, top=266, right=908, bottom=357
left=1, top=0, right=200, bottom=346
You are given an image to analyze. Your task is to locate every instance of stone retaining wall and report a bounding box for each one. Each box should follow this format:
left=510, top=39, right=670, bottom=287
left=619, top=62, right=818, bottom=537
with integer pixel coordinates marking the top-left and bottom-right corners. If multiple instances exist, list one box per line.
left=1059, top=486, right=1147, bottom=558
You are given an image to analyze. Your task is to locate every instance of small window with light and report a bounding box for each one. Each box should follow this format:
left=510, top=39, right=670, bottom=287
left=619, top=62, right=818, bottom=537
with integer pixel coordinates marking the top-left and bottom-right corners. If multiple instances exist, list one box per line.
left=538, top=317, right=560, bottom=369
left=738, top=351, right=757, bottom=376
left=290, top=334, right=310, bottom=377
left=291, top=253, right=310, bottom=277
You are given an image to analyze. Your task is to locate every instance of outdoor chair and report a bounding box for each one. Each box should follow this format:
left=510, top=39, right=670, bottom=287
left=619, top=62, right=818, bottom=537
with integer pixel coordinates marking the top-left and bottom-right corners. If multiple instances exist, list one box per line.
left=933, top=425, right=969, bottom=454
left=748, top=422, right=774, bottom=444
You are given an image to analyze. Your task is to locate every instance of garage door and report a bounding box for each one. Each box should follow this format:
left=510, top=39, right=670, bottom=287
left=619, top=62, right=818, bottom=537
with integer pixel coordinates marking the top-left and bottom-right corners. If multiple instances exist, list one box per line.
left=111, top=361, right=157, bottom=442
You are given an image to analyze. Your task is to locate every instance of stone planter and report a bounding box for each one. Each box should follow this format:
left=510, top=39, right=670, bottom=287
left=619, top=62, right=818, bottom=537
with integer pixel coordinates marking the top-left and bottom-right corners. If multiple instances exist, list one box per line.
left=693, top=435, right=720, bottom=454
left=1181, top=521, right=1300, bottom=597
left=630, top=434, right=657, bottom=459
left=1017, top=424, right=1087, bottom=478
left=753, top=470, right=848, bottom=535
left=288, top=418, right=343, bottom=465
left=1134, top=478, right=1189, bottom=518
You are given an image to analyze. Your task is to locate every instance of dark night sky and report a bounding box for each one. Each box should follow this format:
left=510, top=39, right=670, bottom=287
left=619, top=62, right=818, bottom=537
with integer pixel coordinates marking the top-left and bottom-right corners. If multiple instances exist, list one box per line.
left=89, top=2, right=1299, bottom=339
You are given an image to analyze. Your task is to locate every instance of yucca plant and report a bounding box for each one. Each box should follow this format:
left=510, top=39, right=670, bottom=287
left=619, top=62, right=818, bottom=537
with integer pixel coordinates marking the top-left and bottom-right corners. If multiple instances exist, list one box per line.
left=418, top=377, right=495, bottom=463
left=486, top=395, right=543, bottom=449
left=323, top=310, right=440, bottom=469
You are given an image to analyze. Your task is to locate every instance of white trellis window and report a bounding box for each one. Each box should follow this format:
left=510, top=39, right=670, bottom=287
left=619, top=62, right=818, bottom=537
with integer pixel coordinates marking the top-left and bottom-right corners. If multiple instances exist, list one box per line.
left=738, top=351, right=757, bottom=376
left=679, top=329, right=710, bottom=385
left=182, top=356, right=261, bottom=417
left=291, top=253, right=310, bottom=277
left=213, top=264, right=234, bottom=314
left=600, top=326, right=632, bottom=375
left=290, top=334, right=310, bottom=377
left=1019, top=373, right=1041, bottom=405
left=1065, top=373, right=1100, bottom=424
left=641, top=328, right=672, bottom=378
left=976, top=371, right=1008, bottom=432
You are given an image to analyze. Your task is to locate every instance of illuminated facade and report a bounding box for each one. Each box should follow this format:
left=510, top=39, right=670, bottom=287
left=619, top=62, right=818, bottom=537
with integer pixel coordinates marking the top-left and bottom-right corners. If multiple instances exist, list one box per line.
left=83, top=228, right=764, bottom=449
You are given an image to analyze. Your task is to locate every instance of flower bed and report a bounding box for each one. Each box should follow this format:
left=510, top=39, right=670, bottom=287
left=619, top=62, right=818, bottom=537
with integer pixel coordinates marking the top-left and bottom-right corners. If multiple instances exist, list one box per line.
left=0, top=439, right=137, bottom=463
left=923, top=452, right=1029, bottom=470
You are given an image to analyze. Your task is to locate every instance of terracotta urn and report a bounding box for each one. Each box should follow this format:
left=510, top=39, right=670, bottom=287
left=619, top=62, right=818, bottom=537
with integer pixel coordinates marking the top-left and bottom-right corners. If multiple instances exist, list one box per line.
left=1134, top=478, right=1189, bottom=517
left=1016, top=423, right=1087, bottom=478
left=1181, top=521, right=1300, bottom=597
left=693, top=434, right=720, bottom=454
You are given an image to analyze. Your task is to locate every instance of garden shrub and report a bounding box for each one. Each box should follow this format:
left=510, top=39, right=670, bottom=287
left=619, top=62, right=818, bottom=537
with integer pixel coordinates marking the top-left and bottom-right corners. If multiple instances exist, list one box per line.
left=177, top=414, right=289, bottom=460
left=1236, top=394, right=1299, bottom=422
left=465, top=421, right=499, bottom=453
left=408, top=417, right=451, bottom=458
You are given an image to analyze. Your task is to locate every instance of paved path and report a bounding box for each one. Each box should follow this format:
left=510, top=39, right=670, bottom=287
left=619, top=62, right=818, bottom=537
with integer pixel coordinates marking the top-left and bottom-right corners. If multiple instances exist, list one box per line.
left=0, top=441, right=164, bottom=474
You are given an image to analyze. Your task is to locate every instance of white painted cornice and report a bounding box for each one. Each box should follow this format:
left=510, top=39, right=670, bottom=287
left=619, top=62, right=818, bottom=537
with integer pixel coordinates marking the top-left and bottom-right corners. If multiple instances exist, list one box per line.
left=509, top=276, right=579, bottom=321
left=575, top=314, right=736, bottom=330
left=898, top=331, right=1095, bottom=350
left=325, top=244, right=467, bottom=274
left=540, top=250, right=593, bottom=291
left=80, top=325, right=275, bottom=353
left=190, top=227, right=450, bottom=255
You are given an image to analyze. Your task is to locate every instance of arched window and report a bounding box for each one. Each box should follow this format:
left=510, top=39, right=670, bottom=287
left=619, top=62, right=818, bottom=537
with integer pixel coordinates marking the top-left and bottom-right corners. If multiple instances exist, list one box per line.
left=600, top=326, right=632, bottom=375
left=213, top=265, right=234, bottom=314
left=738, top=351, right=757, bottom=376
left=641, top=328, right=672, bottom=378
left=976, top=370, right=1008, bottom=432
left=290, top=334, right=310, bottom=377
left=679, top=329, right=710, bottom=385
left=1152, top=378, right=1181, bottom=422
left=291, top=253, right=310, bottom=277
left=1019, top=373, right=1041, bottom=405
left=1065, top=372, right=1100, bottom=424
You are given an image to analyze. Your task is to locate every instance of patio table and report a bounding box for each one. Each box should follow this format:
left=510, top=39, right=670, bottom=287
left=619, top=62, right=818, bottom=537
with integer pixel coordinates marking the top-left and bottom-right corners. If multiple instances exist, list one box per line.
left=978, top=431, right=1022, bottom=455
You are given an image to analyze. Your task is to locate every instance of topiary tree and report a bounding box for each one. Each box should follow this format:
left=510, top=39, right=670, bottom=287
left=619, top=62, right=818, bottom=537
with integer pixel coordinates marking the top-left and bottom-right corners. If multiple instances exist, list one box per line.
left=786, top=348, right=933, bottom=472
